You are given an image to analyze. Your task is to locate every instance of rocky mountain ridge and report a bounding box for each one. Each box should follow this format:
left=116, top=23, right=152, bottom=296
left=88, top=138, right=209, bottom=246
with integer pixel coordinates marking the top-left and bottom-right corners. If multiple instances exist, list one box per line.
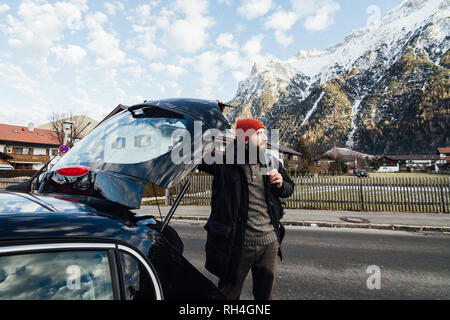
left=226, top=0, right=449, bottom=155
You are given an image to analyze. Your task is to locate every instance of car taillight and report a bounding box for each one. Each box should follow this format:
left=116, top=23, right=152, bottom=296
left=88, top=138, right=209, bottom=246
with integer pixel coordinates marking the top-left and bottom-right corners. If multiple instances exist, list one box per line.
left=57, top=166, right=91, bottom=177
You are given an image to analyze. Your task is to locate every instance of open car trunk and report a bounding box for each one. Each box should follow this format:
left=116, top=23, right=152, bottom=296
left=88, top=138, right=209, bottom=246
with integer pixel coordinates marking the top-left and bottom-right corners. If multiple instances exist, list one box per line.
left=43, top=99, right=231, bottom=213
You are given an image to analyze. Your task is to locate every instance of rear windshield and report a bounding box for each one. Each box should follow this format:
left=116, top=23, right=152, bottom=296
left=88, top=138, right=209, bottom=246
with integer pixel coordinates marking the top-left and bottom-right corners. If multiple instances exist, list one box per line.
left=53, top=110, right=187, bottom=169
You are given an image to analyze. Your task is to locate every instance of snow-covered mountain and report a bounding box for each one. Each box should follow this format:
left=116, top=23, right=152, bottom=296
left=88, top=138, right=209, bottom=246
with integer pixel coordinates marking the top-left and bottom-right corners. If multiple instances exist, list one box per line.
left=226, top=0, right=449, bottom=155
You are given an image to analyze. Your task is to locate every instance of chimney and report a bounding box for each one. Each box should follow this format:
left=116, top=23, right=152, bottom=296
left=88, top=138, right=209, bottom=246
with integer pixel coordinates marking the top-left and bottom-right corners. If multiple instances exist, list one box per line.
left=28, top=122, right=35, bottom=132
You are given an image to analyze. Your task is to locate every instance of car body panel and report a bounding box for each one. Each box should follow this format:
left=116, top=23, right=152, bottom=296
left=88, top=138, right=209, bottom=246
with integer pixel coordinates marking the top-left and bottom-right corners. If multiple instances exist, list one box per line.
left=36, top=168, right=147, bottom=209
left=0, top=191, right=224, bottom=300
left=0, top=99, right=229, bottom=300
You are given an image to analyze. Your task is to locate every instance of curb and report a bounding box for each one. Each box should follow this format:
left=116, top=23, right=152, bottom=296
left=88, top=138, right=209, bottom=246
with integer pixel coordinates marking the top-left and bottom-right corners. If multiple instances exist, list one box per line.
left=165, top=215, right=450, bottom=233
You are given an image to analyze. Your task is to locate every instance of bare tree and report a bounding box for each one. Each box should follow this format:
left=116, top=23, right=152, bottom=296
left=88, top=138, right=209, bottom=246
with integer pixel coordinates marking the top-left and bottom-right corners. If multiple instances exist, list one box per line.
left=357, top=156, right=371, bottom=170
left=49, top=112, right=90, bottom=148
left=295, top=139, right=327, bottom=163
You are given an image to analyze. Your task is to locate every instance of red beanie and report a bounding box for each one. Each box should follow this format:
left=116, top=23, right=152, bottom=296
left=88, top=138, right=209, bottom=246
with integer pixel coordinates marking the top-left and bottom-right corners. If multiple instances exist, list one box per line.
left=236, top=119, right=265, bottom=132
left=235, top=119, right=265, bottom=141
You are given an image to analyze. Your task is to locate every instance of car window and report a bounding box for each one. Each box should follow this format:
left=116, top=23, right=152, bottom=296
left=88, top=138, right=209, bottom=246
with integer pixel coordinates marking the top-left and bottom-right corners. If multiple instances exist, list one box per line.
left=0, top=250, right=114, bottom=300
left=53, top=111, right=187, bottom=167
left=119, top=252, right=156, bottom=300
left=51, top=109, right=197, bottom=188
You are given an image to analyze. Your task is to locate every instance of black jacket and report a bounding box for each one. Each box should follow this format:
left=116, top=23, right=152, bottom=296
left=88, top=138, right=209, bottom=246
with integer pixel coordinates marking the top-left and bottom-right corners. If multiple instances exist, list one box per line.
left=198, top=148, right=294, bottom=282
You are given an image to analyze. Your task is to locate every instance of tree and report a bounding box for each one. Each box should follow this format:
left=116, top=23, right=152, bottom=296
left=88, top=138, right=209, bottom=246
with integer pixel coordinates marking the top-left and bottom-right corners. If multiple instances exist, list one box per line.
left=369, top=158, right=381, bottom=171
left=295, top=139, right=326, bottom=163
left=295, top=139, right=312, bottom=163
left=49, top=112, right=90, bottom=148
left=357, top=156, right=371, bottom=170
left=335, top=156, right=348, bottom=174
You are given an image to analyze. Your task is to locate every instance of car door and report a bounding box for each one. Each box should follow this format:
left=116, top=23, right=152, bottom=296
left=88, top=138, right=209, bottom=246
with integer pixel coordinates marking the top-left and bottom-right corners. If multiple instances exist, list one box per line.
left=0, top=242, right=118, bottom=300
left=0, top=242, right=163, bottom=300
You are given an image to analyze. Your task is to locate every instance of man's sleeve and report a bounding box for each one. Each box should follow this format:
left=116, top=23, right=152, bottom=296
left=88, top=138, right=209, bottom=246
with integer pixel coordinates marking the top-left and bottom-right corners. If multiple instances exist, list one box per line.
left=198, top=162, right=215, bottom=175
left=274, top=162, right=294, bottom=199
left=198, top=149, right=226, bottom=175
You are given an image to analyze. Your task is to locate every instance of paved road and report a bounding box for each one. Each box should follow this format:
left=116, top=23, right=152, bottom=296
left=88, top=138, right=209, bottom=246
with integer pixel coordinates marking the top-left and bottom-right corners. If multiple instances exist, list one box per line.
left=171, top=221, right=450, bottom=300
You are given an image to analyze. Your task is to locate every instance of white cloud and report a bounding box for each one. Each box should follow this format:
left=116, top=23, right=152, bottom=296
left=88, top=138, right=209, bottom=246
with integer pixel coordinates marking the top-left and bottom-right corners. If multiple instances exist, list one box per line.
left=104, top=1, right=124, bottom=16
left=193, top=51, right=221, bottom=98
left=220, top=50, right=246, bottom=70
left=50, top=45, right=87, bottom=65
left=218, top=0, right=232, bottom=6
left=173, top=0, right=208, bottom=17
left=166, top=65, right=186, bottom=79
left=68, top=88, right=110, bottom=121
left=149, top=62, right=166, bottom=73
left=304, top=2, right=340, bottom=31
left=0, top=4, right=10, bottom=14
left=266, top=9, right=298, bottom=31
left=0, top=62, right=39, bottom=97
left=121, top=64, right=143, bottom=82
left=232, top=70, right=246, bottom=82
left=237, top=0, right=274, bottom=20
left=290, top=0, right=318, bottom=17
left=290, top=0, right=340, bottom=31
left=165, top=0, right=214, bottom=53
left=216, top=33, right=239, bottom=50
left=134, top=4, right=152, bottom=25
left=4, top=0, right=87, bottom=53
left=166, top=81, right=182, bottom=96
left=242, top=34, right=264, bottom=57
left=148, top=63, right=186, bottom=79
left=167, top=19, right=212, bottom=53
left=85, top=12, right=126, bottom=68
left=235, top=23, right=246, bottom=33
left=128, top=25, right=166, bottom=60
left=265, top=9, right=298, bottom=47
left=274, top=30, right=294, bottom=47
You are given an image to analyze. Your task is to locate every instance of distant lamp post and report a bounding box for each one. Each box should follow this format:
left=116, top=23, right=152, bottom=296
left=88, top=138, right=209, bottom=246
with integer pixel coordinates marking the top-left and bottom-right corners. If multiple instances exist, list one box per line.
left=63, top=120, right=74, bottom=147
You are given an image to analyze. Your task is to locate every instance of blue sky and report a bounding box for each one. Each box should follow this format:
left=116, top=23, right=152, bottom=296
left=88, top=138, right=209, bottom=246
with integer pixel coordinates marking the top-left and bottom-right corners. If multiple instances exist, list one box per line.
left=0, top=0, right=403, bottom=126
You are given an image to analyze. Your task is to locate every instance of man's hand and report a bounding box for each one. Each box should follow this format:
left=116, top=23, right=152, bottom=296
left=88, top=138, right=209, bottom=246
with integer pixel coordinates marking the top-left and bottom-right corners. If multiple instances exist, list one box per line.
left=268, top=169, right=283, bottom=189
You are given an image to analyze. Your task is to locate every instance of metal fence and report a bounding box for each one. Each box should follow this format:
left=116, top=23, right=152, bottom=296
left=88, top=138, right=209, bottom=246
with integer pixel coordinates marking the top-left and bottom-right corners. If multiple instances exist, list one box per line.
left=172, top=175, right=450, bottom=213
left=2, top=175, right=449, bottom=213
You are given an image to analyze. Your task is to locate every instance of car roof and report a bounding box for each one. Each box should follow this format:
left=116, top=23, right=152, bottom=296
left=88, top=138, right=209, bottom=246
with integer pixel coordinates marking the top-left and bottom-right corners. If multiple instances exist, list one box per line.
left=136, top=98, right=231, bottom=131
left=0, top=191, right=157, bottom=251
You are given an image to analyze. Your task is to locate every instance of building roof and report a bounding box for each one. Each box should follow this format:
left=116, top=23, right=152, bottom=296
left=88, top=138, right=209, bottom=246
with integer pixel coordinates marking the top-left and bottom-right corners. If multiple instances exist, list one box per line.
left=269, top=143, right=301, bottom=156
left=319, top=147, right=373, bottom=162
left=0, top=123, right=59, bottom=146
left=438, top=147, right=450, bottom=154
left=378, top=155, right=441, bottom=161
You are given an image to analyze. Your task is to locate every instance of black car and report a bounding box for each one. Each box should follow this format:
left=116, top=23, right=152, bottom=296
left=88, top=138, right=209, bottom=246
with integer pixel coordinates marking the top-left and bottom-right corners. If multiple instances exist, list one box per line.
left=0, top=98, right=231, bottom=300
left=353, top=169, right=369, bottom=178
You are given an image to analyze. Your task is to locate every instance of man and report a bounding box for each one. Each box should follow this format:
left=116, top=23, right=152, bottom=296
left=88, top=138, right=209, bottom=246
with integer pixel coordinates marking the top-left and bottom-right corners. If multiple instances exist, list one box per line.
left=198, top=118, right=294, bottom=300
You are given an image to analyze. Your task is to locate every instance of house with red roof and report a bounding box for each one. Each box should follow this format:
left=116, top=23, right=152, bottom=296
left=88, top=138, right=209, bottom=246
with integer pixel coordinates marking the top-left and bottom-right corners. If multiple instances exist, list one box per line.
left=436, top=147, right=450, bottom=173
left=437, top=147, right=450, bottom=162
left=0, top=122, right=60, bottom=170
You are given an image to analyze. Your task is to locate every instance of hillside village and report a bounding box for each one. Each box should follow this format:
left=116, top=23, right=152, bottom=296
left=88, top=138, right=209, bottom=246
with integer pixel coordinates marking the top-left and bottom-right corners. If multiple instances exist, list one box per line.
left=0, top=114, right=448, bottom=176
